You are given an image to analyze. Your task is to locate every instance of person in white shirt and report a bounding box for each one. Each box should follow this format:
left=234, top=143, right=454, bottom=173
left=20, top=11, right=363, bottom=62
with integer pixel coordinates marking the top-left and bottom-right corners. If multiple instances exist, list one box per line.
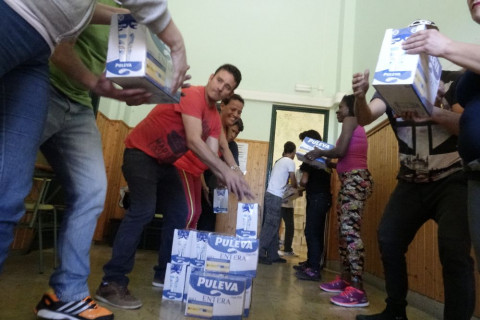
left=259, top=141, right=298, bottom=264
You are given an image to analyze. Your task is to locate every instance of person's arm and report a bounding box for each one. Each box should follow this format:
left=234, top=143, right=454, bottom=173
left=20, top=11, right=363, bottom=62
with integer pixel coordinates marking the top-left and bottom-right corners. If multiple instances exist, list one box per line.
left=289, top=171, right=298, bottom=189
left=218, top=127, right=240, bottom=171
left=50, top=39, right=152, bottom=105
left=403, top=29, right=480, bottom=74
left=300, top=171, right=309, bottom=188
left=420, top=106, right=461, bottom=135
left=182, top=114, right=252, bottom=200
left=352, top=69, right=387, bottom=126
left=305, top=117, right=357, bottom=160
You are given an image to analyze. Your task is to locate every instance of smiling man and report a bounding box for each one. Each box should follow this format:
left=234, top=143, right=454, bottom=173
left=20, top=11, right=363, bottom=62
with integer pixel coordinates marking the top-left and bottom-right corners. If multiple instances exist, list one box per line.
left=95, top=64, right=253, bottom=310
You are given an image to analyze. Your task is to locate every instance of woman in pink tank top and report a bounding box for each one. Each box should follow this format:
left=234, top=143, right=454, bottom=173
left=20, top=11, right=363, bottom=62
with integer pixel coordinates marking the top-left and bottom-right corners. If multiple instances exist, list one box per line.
left=305, top=94, right=373, bottom=308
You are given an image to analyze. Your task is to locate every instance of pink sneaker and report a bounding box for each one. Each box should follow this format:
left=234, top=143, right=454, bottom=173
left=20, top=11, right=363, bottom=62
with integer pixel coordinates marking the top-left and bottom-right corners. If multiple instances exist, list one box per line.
left=319, top=275, right=350, bottom=293
left=330, top=286, right=369, bottom=307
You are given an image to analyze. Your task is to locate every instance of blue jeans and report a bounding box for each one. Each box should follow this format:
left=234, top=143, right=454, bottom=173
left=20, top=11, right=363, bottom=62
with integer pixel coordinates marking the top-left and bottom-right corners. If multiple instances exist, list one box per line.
left=0, top=1, right=50, bottom=271
left=259, top=192, right=283, bottom=261
left=39, top=86, right=107, bottom=301
left=378, top=171, right=475, bottom=320
left=304, top=192, right=331, bottom=271
left=103, top=149, right=188, bottom=286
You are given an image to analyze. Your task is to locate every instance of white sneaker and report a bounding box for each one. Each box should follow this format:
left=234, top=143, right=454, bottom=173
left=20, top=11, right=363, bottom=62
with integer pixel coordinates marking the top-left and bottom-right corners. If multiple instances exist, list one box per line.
left=278, top=250, right=298, bottom=257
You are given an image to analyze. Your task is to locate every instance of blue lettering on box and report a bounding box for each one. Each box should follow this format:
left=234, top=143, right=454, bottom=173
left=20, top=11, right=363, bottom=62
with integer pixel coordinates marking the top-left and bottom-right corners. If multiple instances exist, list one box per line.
left=208, top=235, right=258, bottom=254
left=106, top=59, right=142, bottom=75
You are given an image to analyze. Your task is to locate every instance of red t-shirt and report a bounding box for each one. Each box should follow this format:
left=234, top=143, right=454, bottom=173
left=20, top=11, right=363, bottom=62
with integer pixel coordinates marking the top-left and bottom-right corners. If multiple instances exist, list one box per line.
left=124, top=86, right=222, bottom=165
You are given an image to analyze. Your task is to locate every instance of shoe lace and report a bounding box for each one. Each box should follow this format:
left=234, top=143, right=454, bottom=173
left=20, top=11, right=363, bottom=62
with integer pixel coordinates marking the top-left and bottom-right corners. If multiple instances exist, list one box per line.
left=339, top=286, right=357, bottom=297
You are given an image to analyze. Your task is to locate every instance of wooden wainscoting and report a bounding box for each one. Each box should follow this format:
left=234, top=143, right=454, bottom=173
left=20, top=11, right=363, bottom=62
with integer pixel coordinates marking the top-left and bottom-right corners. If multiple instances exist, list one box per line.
left=324, top=119, right=480, bottom=315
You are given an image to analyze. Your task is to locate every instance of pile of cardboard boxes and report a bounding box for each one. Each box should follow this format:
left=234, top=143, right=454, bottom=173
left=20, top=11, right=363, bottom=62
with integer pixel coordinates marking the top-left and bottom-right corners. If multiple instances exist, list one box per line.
left=162, top=203, right=260, bottom=319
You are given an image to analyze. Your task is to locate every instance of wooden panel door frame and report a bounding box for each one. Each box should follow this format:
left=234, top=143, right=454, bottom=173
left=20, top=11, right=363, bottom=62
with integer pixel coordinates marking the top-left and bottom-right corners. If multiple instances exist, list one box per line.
left=266, top=105, right=330, bottom=185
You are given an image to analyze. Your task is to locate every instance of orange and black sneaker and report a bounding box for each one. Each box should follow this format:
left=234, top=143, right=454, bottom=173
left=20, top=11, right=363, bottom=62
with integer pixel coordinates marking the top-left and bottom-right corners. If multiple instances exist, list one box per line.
left=35, top=291, right=113, bottom=320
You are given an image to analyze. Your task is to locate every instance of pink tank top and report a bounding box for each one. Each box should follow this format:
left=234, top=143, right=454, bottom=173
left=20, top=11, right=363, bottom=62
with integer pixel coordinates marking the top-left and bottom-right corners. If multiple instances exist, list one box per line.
left=336, top=126, right=368, bottom=174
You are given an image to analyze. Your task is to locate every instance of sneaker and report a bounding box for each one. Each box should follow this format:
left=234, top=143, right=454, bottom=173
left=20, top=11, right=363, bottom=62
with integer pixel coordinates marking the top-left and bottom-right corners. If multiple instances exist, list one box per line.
left=278, top=250, right=298, bottom=257
left=296, top=268, right=321, bottom=281
left=152, top=278, right=164, bottom=288
left=319, top=275, right=350, bottom=292
left=272, top=257, right=287, bottom=263
left=95, top=282, right=143, bottom=310
left=293, top=260, right=309, bottom=271
left=330, top=286, right=369, bottom=307
left=35, top=291, right=113, bottom=320
left=356, top=309, right=408, bottom=320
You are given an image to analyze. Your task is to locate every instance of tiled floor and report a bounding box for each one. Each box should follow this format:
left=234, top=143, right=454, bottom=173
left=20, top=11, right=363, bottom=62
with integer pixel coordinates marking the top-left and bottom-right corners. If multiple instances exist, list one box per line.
left=0, top=244, right=438, bottom=320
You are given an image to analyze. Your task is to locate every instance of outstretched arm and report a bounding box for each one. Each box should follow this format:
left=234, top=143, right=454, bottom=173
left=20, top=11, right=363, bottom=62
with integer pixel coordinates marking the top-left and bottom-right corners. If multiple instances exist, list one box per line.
left=182, top=114, right=253, bottom=200
left=352, top=69, right=387, bottom=126
left=403, top=29, right=480, bottom=74
left=50, top=39, right=152, bottom=105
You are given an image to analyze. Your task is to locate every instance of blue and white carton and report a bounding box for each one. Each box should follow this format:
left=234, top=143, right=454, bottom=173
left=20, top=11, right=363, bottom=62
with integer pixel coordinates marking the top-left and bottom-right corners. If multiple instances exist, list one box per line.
left=185, top=272, right=246, bottom=320
left=171, top=229, right=192, bottom=265
left=190, top=230, right=210, bottom=268
left=106, top=14, right=181, bottom=104
left=205, top=234, right=259, bottom=277
left=236, top=203, right=258, bottom=239
left=213, top=188, right=229, bottom=213
left=372, top=25, right=442, bottom=116
left=296, top=137, right=334, bottom=169
left=162, top=263, right=187, bottom=302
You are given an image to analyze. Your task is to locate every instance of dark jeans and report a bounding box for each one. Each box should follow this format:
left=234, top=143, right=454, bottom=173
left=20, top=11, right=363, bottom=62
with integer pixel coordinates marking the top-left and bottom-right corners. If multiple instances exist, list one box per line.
left=259, top=192, right=283, bottom=261
left=305, top=192, right=332, bottom=271
left=281, top=207, right=294, bottom=252
left=378, top=171, right=475, bottom=320
left=103, top=149, right=188, bottom=286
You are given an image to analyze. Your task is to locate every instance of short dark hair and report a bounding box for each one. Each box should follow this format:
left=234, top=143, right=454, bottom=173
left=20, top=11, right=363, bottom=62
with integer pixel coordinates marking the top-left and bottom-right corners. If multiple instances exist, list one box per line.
left=341, top=94, right=355, bottom=117
left=283, top=141, right=296, bottom=154
left=222, top=93, right=244, bottom=106
left=299, top=129, right=321, bottom=141
left=232, top=118, right=244, bottom=132
left=215, top=64, right=242, bottom=89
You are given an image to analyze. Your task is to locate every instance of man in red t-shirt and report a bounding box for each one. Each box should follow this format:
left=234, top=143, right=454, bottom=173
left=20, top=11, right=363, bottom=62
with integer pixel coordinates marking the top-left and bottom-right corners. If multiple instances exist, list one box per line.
left=96, top=64, right=253, bottom=309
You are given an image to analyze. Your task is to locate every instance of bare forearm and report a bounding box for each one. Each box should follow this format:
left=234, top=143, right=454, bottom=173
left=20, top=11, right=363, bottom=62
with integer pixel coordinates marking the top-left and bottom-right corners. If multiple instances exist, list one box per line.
left=430, top=107, right=461, bottom=135
left=355, top=96, right=375, bottom=126
left=442, top=41, right=480, bottom=74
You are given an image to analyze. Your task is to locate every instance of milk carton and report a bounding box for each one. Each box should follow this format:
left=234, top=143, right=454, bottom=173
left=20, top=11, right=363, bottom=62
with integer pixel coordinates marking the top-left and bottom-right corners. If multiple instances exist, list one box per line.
left=185, top=272, right=246, bottom=320
left=183, top=265, right=204, bottom=302
left=106, top=14, right=181, bottom=104
left=372, top=25, right=442, bottom=116
left=190, top=230, right=210, bottom=268
left=236, top=203, right=259, bottom=239
left=171, top=229, right=191, bottom=265
left=213, top=188, right=229, bottom=213
left=296, top=137, right=334, bottom=169
left=205, top=234, right=259, bottom=277
left=162, top=263, right=187, bottom=301
left=243, top=277, right=253, bottom=317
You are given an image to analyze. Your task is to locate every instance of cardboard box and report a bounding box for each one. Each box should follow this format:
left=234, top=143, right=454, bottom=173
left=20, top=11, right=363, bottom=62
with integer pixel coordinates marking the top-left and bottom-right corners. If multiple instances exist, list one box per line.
left=296, top=137, right=334, bottom=169
left=236, top=203, right=259, bottom=239
left=205, top=234, right=259, bottom=277
left=171, top=229, right=191, bottom=265
left=162, top=263, right=187, bottom=301
left=185, top=272, right=246, bottom=320
left=189, top=230, right=210, bottom=268
left=372, top=25, right=442, bottom=116
left=106, top=14, right=181, bottom=104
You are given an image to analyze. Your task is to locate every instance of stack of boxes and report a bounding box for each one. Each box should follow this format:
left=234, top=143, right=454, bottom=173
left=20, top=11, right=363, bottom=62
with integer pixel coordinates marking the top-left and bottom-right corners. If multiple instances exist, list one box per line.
left=162, top=203, right=260, bottom=319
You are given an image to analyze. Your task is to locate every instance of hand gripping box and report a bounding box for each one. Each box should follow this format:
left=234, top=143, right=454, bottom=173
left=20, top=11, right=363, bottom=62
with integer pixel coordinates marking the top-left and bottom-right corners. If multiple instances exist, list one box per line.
left=372, top=25, right=442, bottom=116
left=162, top=263, right=187, bottom=301
left=185, top=272, right=246, bottom=320
left=236, top=203, right=258, bottom=239
left=205, top=234, right=259, bottom=277
left=106, top=14, right=181, bottom=104
left=296, top=137, right=334, bottom=169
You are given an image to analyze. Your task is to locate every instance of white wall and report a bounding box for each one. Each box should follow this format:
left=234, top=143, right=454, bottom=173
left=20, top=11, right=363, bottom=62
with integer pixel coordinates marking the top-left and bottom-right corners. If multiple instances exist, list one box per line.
left=99, top=0, right=479, bottom=142
left=99, top=0, right=356, bottom=143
